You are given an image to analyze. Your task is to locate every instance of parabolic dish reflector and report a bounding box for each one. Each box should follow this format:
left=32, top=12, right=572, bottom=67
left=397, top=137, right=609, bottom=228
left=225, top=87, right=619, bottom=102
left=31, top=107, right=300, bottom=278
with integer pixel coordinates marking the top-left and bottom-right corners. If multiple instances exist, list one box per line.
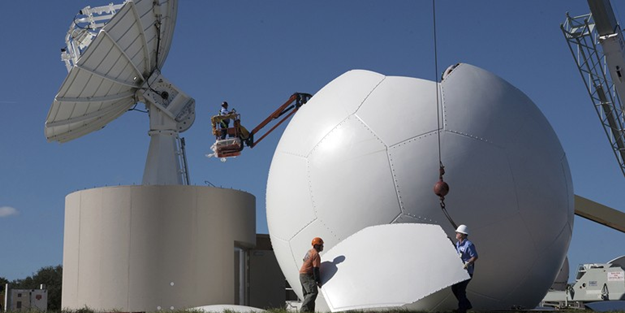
left=45, top=0, right=178, bottom=142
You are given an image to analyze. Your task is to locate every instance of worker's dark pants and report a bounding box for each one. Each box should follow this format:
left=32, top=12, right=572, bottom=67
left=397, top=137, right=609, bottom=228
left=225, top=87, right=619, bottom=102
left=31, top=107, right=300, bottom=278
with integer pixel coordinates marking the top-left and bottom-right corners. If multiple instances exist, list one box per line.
left=452, top=275, right=472, bottom=312
left=220, top=120, right=230, bottom=139
left=300, top=273, right=318, bottom=312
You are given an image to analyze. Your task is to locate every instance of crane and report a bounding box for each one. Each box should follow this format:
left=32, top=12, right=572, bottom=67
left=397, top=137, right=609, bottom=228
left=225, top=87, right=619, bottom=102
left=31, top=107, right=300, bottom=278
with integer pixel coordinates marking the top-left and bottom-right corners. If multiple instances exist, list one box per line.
left=208, top=92, right=312, bottom=159
left=561, top=0, right=625, bottom=233
left=562, top=0, right=625, bottom=177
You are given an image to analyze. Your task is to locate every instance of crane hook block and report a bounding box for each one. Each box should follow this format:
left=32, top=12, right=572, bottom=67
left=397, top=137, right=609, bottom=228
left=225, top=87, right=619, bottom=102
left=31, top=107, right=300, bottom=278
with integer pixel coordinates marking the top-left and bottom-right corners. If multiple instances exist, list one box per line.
left=433, top=180, right=449, bottom=198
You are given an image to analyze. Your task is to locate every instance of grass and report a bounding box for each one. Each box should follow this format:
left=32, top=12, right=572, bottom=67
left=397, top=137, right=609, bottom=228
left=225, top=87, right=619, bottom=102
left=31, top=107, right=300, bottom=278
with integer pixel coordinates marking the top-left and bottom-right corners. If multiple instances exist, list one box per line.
left=5, top=308, right=622, bottom=313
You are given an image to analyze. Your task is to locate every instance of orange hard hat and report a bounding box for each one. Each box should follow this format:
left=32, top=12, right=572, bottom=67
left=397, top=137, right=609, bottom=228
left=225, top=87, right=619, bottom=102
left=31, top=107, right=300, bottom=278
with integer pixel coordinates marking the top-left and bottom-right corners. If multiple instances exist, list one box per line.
left=311, top=237, right=324, bottom=246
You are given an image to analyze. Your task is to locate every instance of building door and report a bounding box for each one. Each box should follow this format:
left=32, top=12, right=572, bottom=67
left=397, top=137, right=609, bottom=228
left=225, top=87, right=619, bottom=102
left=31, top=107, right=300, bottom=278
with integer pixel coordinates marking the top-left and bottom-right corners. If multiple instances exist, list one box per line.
left=234, top=247, right=248, bottom=305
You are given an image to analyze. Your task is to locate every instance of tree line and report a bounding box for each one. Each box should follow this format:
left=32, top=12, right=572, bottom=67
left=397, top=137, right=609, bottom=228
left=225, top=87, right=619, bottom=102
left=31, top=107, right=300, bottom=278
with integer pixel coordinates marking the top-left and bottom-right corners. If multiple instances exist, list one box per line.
left=0, top=265, right=62, bottom=311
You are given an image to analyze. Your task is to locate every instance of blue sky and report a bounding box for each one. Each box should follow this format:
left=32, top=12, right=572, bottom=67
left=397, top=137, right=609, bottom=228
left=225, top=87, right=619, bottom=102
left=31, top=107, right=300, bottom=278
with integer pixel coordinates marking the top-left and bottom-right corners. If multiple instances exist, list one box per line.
left=2, top=1, right=625, bottom=283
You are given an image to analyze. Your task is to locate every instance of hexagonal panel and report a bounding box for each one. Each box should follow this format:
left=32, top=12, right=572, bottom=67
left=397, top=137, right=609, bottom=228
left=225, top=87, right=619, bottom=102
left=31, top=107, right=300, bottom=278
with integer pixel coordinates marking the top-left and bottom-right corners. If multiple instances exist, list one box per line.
left=308, top=115, right=400, bottom=241
left=388, top=132, right=443, bottom=224
left=467, top=212, right=537, bottom=307
left=390, top=132, right=519, bottom=232
left=276, top=70, right=385, bottom=157
left=356, top=76, right=439, bottom=147
left=499, top=224, right=571, bottom=309
left=507, top=117, right=571, bottom=250
left=268, top=235, right=302, bottom=299
left=266, top=151, right=316, bottom=241
left=442, top=63, right=532, bottom=148
left=288, top=218, right=339, bottom=305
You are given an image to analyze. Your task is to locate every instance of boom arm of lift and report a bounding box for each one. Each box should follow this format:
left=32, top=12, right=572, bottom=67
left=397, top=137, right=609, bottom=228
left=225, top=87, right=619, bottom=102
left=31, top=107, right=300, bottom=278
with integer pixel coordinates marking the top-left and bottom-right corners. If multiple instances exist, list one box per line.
left=209, top=92, right=312, bottom=159
left=245, top=92, right=312, bottom=148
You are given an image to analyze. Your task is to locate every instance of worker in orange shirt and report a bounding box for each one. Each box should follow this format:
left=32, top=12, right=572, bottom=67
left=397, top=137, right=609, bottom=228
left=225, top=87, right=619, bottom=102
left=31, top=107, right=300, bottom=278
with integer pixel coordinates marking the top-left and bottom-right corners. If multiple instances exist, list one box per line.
left=299, top=237, right=324, bottom=312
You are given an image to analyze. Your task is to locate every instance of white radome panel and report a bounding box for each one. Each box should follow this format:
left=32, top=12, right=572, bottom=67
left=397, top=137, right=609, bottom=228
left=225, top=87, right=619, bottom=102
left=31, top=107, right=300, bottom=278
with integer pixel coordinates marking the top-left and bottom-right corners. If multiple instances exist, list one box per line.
left=387, top=133, right=440, bottom=223
left=467, top=212, right=537, bottom=302
left=308, top=115, right=400, bottom=240
left=441, top=64, right=531, bottom=147
left=268, top=236, right=298, bottom=288
left=320, top=224, right=470, bottom=312
left=389, top=133, right=519, bottom=230
left=493, top=225, right=571, bottom=307
left=289, top=219, right=339, bottom=272
left=274, top=70, right=385, bottom=157
left=356, top=76, right=438, bottom=146
left=267, top=63, right=574, bottom=311
left=508, top=118, right=572, bottom=243
left=265, top=152, right=316, bottom=241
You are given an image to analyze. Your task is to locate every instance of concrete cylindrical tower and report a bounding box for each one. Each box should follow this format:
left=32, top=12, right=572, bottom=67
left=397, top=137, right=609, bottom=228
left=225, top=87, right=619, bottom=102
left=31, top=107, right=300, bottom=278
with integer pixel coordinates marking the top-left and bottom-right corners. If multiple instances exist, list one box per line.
left=62, top=185, right=255, bottom=311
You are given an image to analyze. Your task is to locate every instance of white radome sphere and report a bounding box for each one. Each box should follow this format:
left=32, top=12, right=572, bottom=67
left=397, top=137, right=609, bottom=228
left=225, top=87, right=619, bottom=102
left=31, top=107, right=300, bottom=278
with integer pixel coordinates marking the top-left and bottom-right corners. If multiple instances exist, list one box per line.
left=266, top=63, right=573, bottom=310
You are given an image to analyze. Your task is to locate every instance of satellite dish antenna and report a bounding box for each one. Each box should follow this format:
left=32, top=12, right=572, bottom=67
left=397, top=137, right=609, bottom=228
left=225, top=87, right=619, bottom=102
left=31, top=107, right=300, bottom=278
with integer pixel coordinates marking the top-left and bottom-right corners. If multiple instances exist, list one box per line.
left=45, top=0, right=194, bottom=185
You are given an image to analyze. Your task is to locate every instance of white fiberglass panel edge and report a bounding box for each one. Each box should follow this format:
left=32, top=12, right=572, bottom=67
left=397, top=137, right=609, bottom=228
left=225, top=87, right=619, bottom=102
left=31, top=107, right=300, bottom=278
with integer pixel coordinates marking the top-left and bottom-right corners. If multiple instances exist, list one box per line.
left=319, top=223, right=469, bottom=312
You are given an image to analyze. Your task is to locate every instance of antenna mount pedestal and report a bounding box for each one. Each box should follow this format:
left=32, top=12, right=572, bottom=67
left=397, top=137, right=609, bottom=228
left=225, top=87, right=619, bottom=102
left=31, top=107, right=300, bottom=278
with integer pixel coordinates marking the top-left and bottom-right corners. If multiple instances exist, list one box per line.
left=139, top=72, right=195, bottom=185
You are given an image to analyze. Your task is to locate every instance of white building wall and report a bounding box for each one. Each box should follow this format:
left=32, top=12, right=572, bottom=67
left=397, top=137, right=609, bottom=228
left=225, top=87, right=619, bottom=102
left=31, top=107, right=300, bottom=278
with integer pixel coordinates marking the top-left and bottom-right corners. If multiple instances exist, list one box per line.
left=61, top=185, right=256, bottom=311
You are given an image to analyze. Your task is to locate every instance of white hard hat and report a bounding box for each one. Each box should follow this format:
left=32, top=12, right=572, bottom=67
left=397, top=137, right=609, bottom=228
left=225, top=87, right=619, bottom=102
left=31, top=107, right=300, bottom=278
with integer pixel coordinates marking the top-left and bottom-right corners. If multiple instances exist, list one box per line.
left=455, top=224, right=469, bottom=235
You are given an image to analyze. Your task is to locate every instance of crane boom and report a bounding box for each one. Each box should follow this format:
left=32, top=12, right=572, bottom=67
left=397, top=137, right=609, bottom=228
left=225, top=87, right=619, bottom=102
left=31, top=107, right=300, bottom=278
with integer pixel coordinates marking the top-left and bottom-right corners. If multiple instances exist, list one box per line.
left=562, top=0, right=625, bottom=234
left=562, top=0, right=625, bottom=177
left=588, top=0, right=619, bottom=36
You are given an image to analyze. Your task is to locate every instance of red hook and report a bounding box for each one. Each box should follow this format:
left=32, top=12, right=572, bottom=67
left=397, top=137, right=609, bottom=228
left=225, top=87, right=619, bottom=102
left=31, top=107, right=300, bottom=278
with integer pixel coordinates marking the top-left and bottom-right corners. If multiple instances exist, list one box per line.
left=433, top=164, right=449, bottom=198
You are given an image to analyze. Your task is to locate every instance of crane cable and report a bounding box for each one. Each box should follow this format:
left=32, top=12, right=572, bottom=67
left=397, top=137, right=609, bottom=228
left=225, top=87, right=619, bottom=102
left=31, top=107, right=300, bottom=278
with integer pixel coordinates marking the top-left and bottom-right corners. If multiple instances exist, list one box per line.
left=431, top=0, right=457, bottom=230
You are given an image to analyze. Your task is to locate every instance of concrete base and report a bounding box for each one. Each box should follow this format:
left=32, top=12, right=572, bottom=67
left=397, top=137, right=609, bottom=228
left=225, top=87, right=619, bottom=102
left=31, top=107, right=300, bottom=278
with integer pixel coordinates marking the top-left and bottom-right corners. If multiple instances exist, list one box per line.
left=61, top=185, right=255, bottom=311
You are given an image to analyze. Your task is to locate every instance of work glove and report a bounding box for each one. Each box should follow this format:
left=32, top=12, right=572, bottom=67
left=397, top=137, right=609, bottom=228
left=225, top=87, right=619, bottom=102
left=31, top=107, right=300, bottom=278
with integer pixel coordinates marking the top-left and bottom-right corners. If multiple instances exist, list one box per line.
left=463, top=263, right=469, bottom=269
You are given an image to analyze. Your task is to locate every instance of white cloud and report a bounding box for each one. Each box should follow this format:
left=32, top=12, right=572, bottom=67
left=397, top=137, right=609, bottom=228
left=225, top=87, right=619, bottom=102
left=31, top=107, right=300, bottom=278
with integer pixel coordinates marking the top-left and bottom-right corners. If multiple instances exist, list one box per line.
left=0, top=206, right=18, bottom=217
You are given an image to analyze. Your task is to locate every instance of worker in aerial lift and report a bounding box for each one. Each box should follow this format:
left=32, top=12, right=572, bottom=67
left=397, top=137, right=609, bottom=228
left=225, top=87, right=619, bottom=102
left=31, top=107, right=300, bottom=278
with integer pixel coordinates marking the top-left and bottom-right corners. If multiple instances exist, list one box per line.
left=451, top=224, right=478, bottom=313
left=219, top=101, right=230, bottom=139
left=299, top=237, right=324, bottom=312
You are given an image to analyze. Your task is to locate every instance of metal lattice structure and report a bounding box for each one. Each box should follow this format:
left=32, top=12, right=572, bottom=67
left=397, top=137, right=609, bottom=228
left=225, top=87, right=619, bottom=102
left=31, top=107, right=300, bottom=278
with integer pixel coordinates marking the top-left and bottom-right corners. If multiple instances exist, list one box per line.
left=562, top=12, right=625, bottom=177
